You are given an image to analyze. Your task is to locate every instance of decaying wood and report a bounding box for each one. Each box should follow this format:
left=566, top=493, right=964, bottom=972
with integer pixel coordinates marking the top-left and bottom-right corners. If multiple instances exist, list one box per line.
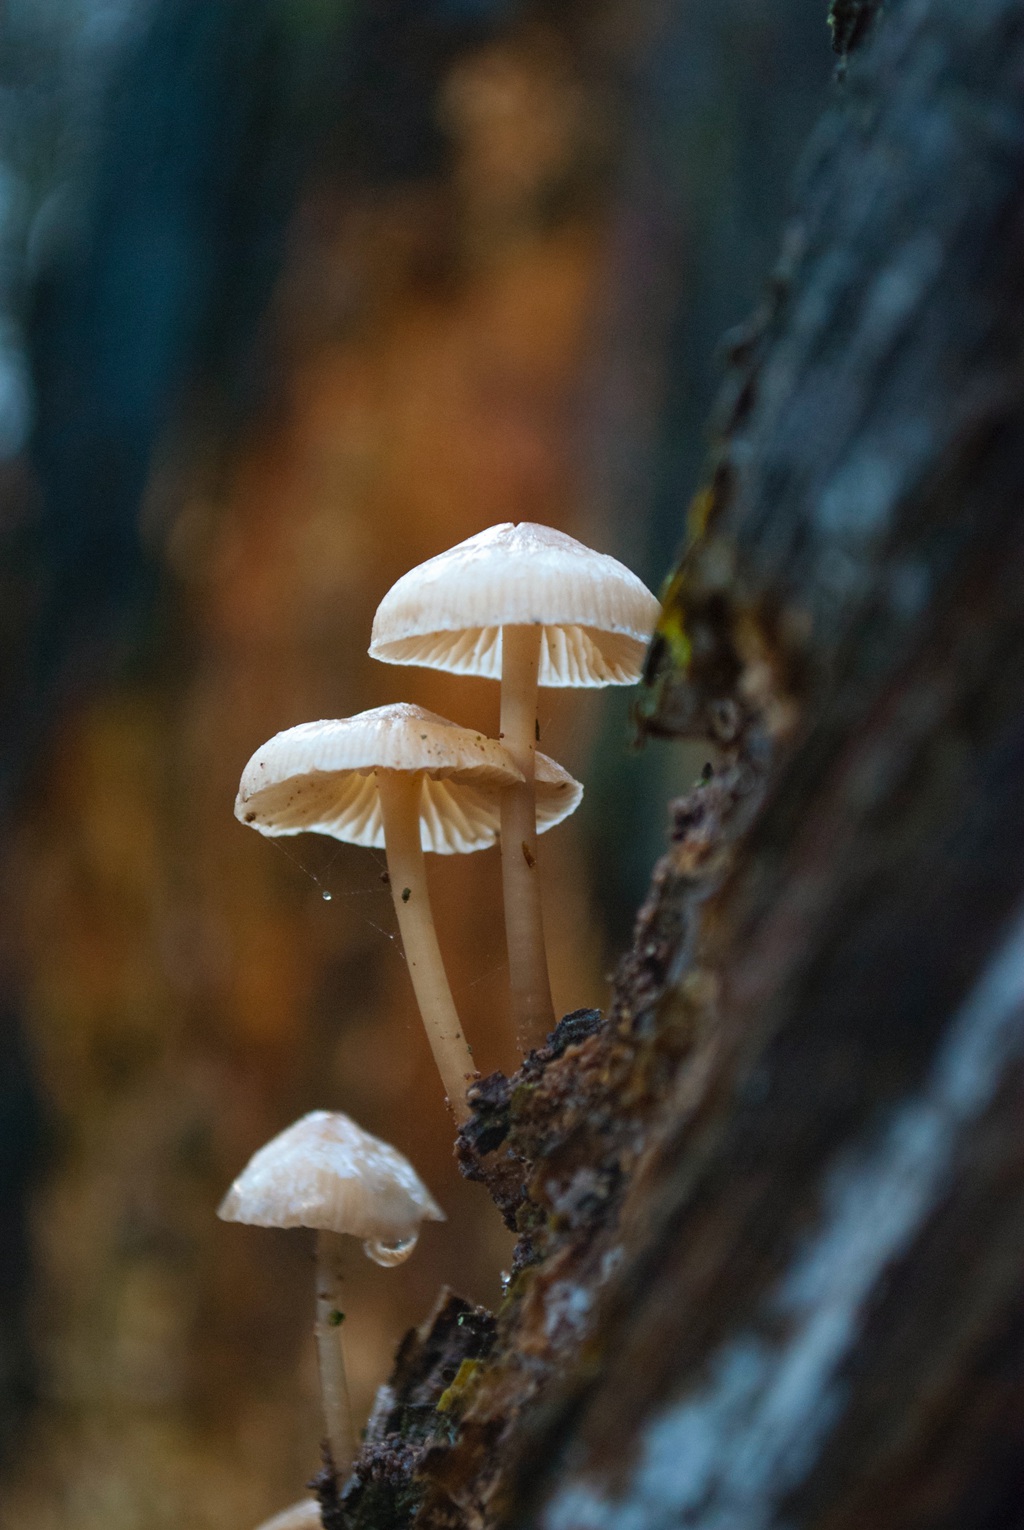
left=331, top=758, right=764, bottom=1529
left=325, top=1, right=1024, bottom=1526
left=316, top=1294, right=496, bottom=1530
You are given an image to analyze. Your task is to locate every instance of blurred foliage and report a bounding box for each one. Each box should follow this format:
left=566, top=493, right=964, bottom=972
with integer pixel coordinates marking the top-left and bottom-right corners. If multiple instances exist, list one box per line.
left=581, top=0, right=829, bottom=933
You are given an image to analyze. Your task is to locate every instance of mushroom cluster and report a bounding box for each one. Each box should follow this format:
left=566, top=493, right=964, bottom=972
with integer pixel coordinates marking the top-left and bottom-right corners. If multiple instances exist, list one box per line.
left=220, top=523, right=658, bottom=1516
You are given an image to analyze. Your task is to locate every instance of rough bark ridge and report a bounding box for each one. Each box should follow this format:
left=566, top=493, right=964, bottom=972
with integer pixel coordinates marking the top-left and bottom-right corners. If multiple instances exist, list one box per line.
left=330, top=2, right=1024, bottom=1526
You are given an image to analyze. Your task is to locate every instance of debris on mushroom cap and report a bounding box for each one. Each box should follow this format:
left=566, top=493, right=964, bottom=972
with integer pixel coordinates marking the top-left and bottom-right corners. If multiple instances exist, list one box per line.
left=369, top=522, right=662, bottom=686
left=218, top=1111, right=445, bottom=1250
left=234, top=705, right=583, bottom=853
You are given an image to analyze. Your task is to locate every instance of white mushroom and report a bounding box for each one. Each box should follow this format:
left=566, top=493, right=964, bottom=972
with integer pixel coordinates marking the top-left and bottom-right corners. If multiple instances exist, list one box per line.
left=368, top=523, right=660, bottom=1042
left=219, top=1110, right=444, bottom=1479
left=235, top=704, right=581, bottom=1117
left=253, top=1499, right=322, bottom=1530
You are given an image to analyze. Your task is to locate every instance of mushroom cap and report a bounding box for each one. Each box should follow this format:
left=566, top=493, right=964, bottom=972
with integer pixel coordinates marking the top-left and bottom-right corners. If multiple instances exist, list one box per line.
left=368, top=522, right=662, bottom=687
left=218, top=1111, right=445, bottom=1245
left=235, top=704, right=583, bottom=854
left=253, top=1500, right=322, bottom=1530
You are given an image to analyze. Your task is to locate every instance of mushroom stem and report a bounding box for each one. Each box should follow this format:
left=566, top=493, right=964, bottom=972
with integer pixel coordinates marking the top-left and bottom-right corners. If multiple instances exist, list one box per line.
left=314, top=1231, right=356, bottom=1479
left=499, top=622, right=555, bottom=1045
left=377, top=769, right=475, bottom=1119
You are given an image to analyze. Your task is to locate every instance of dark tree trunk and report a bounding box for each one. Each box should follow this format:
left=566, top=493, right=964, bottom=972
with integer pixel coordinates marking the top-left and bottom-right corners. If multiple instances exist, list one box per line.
left=331, top=1, right=1024, bottom=1526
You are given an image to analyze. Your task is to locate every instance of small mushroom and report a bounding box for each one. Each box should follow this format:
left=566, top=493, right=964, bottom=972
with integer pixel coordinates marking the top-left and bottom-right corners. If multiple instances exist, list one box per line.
left=235, top=703, right=581, bottom=1118
left=219, top=1110, right=444, bottom=1479
left=253, top=1500, right=322, bottom=1530
left=368, top=523, right=660, bottom=1042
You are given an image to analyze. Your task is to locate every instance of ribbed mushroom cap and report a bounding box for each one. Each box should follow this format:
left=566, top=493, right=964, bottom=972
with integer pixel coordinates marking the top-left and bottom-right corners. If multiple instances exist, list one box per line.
left=218, top=1111, right=444, bottom=1260
left=235, top=704, right=582, bottom=854
left=369, top=522, right=662, bottom=687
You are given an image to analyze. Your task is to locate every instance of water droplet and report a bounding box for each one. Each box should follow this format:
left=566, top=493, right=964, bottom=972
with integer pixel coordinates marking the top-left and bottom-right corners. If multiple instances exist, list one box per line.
left=322, top=891, right=332, bottom=902
left=363, top=1232, right=418, bottom=1268
left=500, top=1270, right=511, bottom=1294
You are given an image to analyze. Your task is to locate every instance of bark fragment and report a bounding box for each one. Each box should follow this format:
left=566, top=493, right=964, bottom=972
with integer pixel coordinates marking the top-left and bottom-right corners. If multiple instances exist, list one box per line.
left=320, top=1292, right=496, bottom=1530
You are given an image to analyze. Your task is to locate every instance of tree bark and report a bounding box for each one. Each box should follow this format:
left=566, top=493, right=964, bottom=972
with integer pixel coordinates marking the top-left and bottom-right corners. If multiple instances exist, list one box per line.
left=333, top=1, right=1024, bottom=1526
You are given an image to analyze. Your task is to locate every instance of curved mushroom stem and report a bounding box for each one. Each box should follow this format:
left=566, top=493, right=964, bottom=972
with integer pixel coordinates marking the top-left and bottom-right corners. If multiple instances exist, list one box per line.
left=500, top=623, right=555, bottom=1046
left=377, top=769, right=475, bottom=1120
left=314, top=1231, right=356, bottom=1479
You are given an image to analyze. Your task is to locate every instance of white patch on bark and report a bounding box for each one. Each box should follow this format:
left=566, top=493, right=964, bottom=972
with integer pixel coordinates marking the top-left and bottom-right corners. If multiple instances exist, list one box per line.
left=543, top=905, right=1024, bottom=1530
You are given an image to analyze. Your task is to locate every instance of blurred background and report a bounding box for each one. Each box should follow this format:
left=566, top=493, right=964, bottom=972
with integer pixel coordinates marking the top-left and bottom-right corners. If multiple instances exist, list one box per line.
left=0, top=2, right=829, bottom=1525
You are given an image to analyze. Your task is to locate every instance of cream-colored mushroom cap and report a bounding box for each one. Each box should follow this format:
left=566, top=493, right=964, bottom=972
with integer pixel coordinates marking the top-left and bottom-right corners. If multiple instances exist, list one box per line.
left=369, top=522, right=662, bottom=687
left=253, top=1500, right=322, bottom=1530
left=218, top=1111, right=444, bottom=1262
left=235, top=703, right=582, bottom=854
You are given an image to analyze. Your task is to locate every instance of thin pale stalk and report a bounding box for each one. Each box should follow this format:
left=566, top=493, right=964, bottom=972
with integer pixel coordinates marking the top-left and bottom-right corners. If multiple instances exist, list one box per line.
left=378, top=769, right=475, bottom=1119
left=314, top=1231, right=356, bottom=1478
left=500, top=622, right=555, bottom=1045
